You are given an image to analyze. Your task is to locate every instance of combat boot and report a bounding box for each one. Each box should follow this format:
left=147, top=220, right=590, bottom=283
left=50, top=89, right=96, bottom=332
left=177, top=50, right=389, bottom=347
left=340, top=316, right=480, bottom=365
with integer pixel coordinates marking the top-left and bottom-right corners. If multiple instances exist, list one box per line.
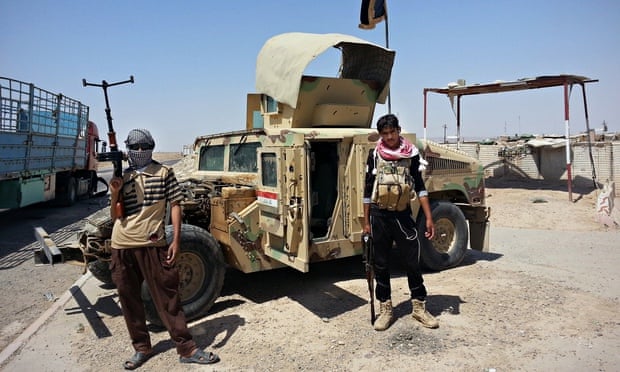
left=374, top=300, right=393, bottom=331
left=412, top=299, right=439, bottom=329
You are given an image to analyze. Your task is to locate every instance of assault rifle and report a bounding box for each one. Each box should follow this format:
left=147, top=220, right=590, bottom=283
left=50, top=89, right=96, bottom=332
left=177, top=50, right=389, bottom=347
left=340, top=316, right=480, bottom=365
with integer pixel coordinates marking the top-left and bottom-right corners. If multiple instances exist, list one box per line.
left=362, top=232, right=375, bottom=324
left=82, top=76, right=134, bottom=218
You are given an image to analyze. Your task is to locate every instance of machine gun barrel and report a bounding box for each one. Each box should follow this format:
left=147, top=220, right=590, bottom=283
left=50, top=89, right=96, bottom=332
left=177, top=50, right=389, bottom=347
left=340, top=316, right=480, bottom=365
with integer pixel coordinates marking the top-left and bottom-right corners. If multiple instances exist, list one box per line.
left=82, top=76, right=134, bottom=216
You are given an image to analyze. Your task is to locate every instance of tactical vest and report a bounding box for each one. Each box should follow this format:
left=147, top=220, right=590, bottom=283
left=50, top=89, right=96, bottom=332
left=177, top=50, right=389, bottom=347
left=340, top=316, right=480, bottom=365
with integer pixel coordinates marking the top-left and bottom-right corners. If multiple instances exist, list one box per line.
left=371, top=152, right=415, bottom=211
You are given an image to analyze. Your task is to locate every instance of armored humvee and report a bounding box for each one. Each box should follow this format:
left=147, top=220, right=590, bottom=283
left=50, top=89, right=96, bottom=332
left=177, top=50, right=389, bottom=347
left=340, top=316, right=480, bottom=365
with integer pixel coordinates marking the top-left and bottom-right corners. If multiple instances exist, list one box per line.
left=40, top=32, right=489, bottom=325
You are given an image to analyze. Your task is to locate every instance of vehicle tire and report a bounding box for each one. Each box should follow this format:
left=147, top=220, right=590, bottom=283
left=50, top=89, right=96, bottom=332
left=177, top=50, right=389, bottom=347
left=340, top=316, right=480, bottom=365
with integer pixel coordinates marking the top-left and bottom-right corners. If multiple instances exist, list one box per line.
left=416, top=201, right=469, bottom=271
left=67, top=177, right=78, bottom=204
left=87, top=259, right=114, bottom=285
left=57, top=176, right=77, bottom=206
left=142, top=224, right=226, bottom=327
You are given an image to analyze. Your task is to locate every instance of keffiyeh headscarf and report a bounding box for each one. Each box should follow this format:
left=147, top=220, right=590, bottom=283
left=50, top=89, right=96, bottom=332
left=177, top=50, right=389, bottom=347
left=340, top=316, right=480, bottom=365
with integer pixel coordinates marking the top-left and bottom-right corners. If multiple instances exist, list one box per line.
left=375, top=135, right=418, bottom=160
left=125, top=128, right=155, bottom=169
left=375, top=136, right=428, bottom=171
left=127, top=149, right=153, bottom=169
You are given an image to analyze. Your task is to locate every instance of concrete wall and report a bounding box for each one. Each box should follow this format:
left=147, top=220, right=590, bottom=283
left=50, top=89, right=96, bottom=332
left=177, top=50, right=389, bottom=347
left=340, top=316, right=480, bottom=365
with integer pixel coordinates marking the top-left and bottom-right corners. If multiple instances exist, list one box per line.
left=445, top=141, right=620, bottom=187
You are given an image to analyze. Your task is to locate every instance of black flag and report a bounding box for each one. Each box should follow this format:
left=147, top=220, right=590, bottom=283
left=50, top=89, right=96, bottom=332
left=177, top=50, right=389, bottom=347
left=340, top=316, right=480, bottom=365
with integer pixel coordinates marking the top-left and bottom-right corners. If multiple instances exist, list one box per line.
left=359, top=0, right=387, bottom=29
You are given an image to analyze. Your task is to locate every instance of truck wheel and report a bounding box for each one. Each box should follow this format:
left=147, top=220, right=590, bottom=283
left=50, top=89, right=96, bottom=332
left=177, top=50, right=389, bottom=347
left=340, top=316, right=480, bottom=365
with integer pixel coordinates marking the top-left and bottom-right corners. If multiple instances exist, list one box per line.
left=57, top=177, right=78, bottom=206
left=87, top=259, right=114, bottom=285
left=67, top=177, right=77, bottom=205
left=416, top=201, right=469, bottom=271
left=142, top=224, right=226, bottom=327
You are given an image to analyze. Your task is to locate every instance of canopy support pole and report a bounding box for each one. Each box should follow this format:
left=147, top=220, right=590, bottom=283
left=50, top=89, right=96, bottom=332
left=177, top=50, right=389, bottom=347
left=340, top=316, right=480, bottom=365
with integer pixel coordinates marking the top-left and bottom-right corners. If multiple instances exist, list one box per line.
left=563, top=81, right=572, bottom=202
left=580, top=83, right=598, bottom=189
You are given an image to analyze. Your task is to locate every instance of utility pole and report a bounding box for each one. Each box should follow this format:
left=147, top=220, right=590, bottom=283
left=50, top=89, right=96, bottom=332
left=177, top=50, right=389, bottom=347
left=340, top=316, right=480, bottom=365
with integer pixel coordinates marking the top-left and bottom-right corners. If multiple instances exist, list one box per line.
left=443, top=124, right=447, bottom=143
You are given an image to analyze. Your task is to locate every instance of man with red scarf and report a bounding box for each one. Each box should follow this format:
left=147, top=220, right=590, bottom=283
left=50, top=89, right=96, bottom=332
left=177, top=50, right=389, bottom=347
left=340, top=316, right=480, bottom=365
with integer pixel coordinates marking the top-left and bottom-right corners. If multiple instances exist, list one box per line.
left=363, top=114, right=438, bottom=331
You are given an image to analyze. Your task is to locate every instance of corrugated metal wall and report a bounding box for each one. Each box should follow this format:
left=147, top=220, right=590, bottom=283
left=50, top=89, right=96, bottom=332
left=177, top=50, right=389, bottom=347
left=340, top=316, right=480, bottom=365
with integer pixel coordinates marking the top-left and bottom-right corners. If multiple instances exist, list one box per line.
left=444, top=141, right=619, bottom=187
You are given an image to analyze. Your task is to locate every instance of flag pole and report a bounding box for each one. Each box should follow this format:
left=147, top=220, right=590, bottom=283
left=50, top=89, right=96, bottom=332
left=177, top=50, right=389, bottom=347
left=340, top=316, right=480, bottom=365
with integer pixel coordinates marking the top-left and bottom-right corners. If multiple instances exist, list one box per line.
left=384, top=9, right=391, bottom=114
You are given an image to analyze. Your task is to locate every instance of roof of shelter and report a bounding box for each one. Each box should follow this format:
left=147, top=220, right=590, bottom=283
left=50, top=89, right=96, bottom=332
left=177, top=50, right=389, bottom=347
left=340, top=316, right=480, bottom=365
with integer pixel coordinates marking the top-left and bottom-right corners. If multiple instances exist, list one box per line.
left=424, top=75, right=598, bottom=97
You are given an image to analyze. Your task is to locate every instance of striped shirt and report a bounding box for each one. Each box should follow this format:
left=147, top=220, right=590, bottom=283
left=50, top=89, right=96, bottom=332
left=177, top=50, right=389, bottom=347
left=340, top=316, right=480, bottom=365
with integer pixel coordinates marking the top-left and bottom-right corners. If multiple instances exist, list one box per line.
left=111, top=161, right=183, bottom=249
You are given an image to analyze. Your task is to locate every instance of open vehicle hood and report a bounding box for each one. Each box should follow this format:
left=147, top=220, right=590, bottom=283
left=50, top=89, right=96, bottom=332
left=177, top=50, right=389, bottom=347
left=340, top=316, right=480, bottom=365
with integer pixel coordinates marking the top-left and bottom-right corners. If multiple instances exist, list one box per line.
left=256, top=32, right=395, bottom=108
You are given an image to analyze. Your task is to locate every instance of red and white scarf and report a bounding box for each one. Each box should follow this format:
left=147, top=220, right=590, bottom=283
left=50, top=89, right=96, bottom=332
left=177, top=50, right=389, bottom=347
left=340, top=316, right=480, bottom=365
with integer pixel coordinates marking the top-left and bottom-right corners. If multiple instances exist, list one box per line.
left=375, top=136, right=419, bottom=160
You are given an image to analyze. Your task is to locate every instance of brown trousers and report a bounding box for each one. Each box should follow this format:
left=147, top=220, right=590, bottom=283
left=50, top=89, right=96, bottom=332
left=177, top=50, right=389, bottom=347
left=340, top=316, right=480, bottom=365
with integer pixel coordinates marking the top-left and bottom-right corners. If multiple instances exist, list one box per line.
left=111, top=246, right=196, bottom=356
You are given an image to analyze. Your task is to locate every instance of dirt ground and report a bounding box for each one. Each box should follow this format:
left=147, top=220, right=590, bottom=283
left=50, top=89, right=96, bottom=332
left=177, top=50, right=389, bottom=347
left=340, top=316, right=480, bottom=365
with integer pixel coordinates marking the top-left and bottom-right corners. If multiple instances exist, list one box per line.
left=1, top=154, right=619, bottom=371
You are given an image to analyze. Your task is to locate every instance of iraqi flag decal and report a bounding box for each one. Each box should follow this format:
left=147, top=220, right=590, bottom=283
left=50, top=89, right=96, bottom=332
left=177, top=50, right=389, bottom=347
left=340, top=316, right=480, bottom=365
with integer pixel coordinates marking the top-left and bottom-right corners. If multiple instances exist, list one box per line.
left=257, top=190, right=278, bottom=208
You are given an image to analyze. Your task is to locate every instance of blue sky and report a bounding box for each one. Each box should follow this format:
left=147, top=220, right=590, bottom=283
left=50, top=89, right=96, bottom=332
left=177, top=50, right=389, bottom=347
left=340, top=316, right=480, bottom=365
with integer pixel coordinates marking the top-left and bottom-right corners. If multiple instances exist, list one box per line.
left=2, top=0, right=618, bottom=151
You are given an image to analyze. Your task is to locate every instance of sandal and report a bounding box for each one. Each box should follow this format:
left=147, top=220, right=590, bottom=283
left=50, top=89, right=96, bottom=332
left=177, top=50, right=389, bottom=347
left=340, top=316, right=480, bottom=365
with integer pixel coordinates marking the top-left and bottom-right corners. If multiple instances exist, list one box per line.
left=123, top=351, right=152, bottom=370
left=179, top=349, right=220, bottom=365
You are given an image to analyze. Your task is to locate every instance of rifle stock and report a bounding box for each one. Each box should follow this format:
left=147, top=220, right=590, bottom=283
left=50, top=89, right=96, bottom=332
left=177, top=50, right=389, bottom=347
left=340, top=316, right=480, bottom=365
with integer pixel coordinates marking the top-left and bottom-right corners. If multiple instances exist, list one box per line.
left=362, top=233, right=375, bottom=324
left=82, top=76, right=134, bottom=219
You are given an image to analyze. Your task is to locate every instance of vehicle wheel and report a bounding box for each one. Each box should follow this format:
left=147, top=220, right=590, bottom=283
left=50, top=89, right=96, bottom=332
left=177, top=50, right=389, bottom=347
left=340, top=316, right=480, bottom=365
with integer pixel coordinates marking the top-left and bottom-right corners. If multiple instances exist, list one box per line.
left=67, top=177, right=78, bottom=204
left=416, top=201, right=469, bottom=271
left=57, top=177, right=77, bottom=206
left=87, top=259, right=114, bottom=285
left=142, top=224, right=226, bottom=327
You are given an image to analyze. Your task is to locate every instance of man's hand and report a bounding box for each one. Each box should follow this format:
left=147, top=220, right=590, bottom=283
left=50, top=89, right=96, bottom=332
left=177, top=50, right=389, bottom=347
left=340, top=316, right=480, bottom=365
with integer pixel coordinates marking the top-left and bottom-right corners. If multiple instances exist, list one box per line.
left=363, top=223, right=371, bottom=234
left=108, top=177, right=123, bottom=220
left=165, top=240, right=180, bottom=266
left=109, top=177, right=122, bottom=195
left=425, top=219, right=435, bottom=240
left=166, top=202, right=182, bottom=266
left=418, top=196, right=435, bottom=240
left=363, top=203, right=371, bottom=234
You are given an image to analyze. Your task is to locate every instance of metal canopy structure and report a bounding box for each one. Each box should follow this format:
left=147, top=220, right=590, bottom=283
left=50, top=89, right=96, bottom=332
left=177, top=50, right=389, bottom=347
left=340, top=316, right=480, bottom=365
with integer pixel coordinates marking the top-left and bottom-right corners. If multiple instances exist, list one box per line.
left=423, top=74, right=599, bottom=201
left=424, top=75, right=597, bottom=97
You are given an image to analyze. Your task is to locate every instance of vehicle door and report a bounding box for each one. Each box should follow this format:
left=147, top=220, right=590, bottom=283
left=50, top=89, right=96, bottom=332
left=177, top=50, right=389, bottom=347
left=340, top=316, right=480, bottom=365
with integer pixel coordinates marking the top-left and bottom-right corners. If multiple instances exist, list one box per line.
left=256, top=135, right=310, bottom=272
